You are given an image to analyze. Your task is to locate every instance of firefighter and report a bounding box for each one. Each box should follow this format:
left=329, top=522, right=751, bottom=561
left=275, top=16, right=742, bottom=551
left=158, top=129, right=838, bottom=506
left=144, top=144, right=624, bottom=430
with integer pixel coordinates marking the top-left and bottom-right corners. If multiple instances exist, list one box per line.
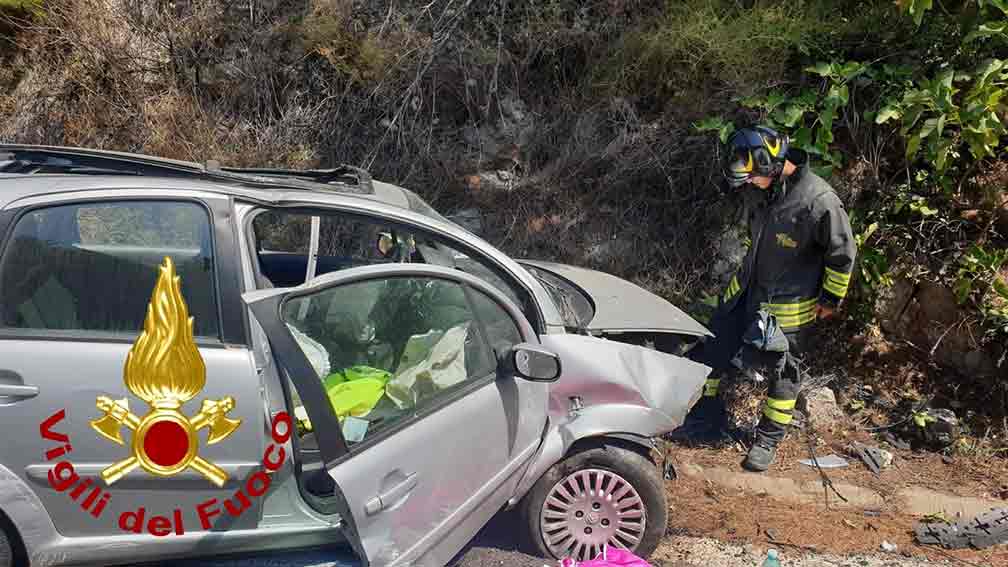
left=677, top=125, right=857, bottom=472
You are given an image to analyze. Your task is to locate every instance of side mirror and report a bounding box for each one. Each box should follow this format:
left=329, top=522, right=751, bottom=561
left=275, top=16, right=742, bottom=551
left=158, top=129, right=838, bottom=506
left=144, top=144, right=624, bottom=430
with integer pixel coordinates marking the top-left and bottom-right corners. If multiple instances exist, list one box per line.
left=507, top=344, right=561, bottom=382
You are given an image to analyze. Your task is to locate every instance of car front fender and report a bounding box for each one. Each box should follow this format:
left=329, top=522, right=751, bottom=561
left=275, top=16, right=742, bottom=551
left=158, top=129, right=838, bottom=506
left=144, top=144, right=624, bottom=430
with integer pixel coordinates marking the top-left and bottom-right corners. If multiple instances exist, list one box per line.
left=505, top=404, right=673, bottom=508
left=505, top=333, right=710, bottom=508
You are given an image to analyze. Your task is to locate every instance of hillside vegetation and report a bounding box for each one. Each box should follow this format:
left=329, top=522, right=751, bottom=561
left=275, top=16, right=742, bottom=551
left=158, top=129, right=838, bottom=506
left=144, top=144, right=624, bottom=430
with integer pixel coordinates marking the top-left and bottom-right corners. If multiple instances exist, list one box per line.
left=1, top=0, right=1006, bottom=452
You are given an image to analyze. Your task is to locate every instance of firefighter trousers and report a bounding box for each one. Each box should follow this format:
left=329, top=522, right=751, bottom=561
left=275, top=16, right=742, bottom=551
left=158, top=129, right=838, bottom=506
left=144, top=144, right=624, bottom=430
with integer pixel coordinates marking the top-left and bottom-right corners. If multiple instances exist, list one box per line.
left=691, top=293, right=818, bottom=440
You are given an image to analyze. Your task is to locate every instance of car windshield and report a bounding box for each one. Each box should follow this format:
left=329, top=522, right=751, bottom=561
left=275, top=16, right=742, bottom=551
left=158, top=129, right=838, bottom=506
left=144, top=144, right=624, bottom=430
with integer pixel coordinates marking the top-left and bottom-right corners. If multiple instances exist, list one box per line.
left=522, top=265, right=594, bottom=330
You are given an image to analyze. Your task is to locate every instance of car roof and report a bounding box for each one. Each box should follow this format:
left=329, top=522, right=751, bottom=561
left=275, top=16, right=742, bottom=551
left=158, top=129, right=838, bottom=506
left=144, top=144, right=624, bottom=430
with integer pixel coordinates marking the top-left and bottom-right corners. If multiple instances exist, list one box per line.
left=0, top=144, right=428, bottom=216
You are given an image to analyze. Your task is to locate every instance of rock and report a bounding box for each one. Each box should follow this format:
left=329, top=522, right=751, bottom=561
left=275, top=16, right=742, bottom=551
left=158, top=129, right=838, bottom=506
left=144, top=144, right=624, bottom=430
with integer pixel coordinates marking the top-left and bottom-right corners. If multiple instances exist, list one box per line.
left=797, top=387, right=845, bottom=430
left=876, top=447, right=894, bottom=469
left=874, top=275, right=915, bottom=335
left=881, top=541, right=898, bottom=553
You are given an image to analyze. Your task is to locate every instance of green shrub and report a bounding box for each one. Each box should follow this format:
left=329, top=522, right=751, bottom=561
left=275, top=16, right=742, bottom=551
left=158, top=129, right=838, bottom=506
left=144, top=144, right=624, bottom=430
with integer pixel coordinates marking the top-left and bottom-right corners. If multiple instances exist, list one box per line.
left=595, top=0, right=824, bottom=100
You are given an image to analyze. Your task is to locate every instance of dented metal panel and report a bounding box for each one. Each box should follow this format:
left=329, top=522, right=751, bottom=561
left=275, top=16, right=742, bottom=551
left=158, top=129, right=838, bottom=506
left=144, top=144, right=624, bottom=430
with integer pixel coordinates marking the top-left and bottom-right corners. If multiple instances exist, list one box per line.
left=507, top=333, right=710, bottom=507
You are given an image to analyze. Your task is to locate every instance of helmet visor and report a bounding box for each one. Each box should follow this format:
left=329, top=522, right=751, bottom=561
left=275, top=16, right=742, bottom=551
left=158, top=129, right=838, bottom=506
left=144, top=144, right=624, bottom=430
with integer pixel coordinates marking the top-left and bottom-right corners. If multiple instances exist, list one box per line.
left=723, top=146, right=754, bottom=188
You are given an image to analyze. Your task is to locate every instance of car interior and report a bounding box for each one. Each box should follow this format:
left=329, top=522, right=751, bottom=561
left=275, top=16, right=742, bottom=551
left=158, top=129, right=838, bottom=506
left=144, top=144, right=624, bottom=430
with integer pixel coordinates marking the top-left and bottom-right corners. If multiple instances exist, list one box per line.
left=0, top=204, right=218, bottom=338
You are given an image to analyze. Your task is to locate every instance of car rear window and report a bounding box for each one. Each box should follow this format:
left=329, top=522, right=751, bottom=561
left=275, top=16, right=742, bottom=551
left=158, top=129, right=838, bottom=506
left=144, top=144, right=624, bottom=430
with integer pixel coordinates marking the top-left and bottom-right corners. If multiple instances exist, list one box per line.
left=0, top=200, right=220, bottom=338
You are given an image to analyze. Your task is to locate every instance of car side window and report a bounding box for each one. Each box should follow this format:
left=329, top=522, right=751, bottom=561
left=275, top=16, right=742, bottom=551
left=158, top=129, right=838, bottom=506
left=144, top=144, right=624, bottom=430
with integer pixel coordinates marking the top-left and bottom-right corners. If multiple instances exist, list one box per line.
left=280, top=276, right=496, bottom=447
left=250, top=208, right=541, bottom=330
left=0, top=200, right=219, bottom=338
left=469, top=288, right=523, bottom=360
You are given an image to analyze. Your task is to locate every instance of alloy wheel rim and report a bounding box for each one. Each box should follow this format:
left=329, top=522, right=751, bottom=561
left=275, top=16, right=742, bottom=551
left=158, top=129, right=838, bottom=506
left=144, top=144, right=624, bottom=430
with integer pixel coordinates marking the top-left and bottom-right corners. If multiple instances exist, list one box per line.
left=539, top=468, right=646, bottom=561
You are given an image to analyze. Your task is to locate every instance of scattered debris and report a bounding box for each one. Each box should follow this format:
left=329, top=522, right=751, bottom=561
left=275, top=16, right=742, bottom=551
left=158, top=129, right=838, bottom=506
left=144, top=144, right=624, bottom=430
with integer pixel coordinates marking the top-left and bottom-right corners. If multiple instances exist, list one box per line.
left=880, top=541, right=898, bottom=553
left=880, top=430, right=911, bottom=451
left=847, top=442, right=894, bottom=474
left=906, top=408, right=960, bottom=449
left=841, top=519, right=858, bottom=529
left=864, top=509, right=882, bottom=518
left=798, top=454, right=849, bottom=469
left=914, top=507, right=1008, bottom=550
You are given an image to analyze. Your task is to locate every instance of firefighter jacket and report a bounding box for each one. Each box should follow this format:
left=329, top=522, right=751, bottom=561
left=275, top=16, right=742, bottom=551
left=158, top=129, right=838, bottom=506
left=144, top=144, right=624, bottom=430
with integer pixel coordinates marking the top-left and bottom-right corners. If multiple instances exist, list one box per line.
left=721, top=150, right=857, bottom=332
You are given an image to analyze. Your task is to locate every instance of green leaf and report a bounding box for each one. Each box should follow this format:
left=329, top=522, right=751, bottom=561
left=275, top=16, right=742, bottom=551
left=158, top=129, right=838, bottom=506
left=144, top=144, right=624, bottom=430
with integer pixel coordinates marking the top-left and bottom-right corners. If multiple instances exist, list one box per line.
left=693, top=116, right=727, bottom=133
left=839, top=61, right=866, bottom=81
left=828, top=84, right=850, bottom=106
left=919, top=117, right=939, bottom=139
left=934, top=139, right=953, bottom=171
left=773, top=104, right=806, bottom=128
left=981, top=0, right=1008, bottom=15
left=994, top=276, right=1008, bottom=300
left=718, top=123, right=736, bottom=144
left=764, top=91, right=787, bottom=112
left=806, top=61, right=834, bottom=77
left=906, top=134, right=922, bottom=160
left=954, top=277, right=973, bottom=304
left=793, top=126, right=813, bottom=149
left=965, top=21, right=1007, bottom=43
left=876, top=105, right=901, bottom=124
left=901, top=105, right=926, bottom=134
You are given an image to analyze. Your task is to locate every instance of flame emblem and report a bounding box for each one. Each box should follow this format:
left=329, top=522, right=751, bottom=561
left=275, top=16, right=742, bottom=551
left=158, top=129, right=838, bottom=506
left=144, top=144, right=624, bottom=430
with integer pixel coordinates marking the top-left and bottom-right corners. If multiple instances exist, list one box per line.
left=90, top=256, right=241, bottom=487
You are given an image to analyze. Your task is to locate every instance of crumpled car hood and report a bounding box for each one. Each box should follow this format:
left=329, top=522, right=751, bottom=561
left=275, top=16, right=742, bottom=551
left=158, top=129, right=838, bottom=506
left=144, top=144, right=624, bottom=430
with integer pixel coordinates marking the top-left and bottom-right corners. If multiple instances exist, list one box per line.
left=519, top=259, right=712, bottom=337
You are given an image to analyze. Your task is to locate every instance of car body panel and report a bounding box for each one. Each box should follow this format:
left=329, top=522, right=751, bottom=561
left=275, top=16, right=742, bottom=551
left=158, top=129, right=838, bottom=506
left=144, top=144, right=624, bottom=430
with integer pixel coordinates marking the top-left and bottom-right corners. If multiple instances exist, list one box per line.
left=242, top=264, right=550, bottom=567
left=517, top=260, right=712, bottom=337
left=507, top=333, right=710, bottom=507
left=0, top=145, right=714, bottom=566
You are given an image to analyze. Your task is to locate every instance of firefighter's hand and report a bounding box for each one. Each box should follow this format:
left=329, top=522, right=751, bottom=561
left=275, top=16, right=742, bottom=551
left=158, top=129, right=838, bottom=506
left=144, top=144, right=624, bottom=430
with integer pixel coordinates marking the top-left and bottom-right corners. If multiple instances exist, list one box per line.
left=815, top=303, right=837, bottom=321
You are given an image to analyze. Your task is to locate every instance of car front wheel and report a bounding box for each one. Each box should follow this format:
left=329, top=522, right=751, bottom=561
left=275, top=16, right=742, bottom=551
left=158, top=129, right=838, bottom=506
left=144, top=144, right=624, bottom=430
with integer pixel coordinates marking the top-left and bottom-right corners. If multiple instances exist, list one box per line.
left=521, top=442, right=667, bottom=562
left=0, top=525, right=12, bottom=567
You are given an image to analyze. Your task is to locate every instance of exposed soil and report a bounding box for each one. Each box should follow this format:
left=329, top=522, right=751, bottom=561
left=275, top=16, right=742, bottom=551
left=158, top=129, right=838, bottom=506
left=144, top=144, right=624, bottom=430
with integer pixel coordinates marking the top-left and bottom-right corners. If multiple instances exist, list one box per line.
left=664, top=442, right=1008, bottom=566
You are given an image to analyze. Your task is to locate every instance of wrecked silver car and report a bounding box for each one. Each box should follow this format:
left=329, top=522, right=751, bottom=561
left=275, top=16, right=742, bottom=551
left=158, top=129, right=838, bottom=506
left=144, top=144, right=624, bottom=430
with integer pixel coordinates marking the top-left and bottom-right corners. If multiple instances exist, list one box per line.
left=0, top=145, right=712, bottom=567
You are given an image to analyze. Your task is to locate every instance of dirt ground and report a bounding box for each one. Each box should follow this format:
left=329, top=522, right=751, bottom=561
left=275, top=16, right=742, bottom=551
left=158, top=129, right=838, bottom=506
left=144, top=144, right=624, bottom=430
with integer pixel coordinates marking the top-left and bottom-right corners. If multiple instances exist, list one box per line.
left=664, top=439, right=1008, bottom=567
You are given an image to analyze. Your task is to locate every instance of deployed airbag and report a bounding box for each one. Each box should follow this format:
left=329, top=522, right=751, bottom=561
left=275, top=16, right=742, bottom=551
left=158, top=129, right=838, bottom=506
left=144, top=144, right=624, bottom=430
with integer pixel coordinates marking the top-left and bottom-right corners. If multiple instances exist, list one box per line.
left=386, top=322, right=469, bottom=409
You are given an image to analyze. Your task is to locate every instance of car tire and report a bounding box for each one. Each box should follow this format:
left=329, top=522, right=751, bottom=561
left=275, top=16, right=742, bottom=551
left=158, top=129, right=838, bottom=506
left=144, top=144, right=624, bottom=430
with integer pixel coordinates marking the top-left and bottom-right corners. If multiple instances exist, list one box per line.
left=0, top=526, right=12, bottom=567
left=521, top=442, right=667, bottom=562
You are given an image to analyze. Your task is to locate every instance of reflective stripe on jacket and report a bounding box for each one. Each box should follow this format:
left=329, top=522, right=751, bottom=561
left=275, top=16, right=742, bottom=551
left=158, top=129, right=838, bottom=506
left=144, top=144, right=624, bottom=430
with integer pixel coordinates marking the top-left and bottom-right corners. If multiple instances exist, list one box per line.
left=721, top=152, right=857, bottom=331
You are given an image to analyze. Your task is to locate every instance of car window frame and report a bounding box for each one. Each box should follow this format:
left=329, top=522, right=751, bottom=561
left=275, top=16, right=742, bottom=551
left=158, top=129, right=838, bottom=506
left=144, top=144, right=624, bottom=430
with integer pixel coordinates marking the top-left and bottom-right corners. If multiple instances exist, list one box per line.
left=241, top=205, right=545, bottom=333
left=0, top=196, right=231, bottom=346
left=277, top=276, right=504, bottom=457
left=248, top=265, right=539, bottom=468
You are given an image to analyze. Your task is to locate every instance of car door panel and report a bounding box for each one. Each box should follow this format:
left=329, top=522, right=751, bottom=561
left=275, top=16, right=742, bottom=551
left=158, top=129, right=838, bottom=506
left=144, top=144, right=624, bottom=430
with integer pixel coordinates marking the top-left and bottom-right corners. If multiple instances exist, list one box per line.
left=244, top=264, right=549, bottom=567
left=0, top=340, right=265, bottom=537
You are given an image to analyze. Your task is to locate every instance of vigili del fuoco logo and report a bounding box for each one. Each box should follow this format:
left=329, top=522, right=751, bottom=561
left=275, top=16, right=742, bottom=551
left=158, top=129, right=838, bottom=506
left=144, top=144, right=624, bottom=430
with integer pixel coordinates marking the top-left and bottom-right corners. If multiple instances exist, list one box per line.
left=90, top=255, right=241, bottom=487
left=38, top=256, right=292, bottom=536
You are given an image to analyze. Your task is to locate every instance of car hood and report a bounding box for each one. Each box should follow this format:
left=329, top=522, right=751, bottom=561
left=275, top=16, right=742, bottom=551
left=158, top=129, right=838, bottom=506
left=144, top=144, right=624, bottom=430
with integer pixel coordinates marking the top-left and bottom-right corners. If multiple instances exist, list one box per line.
left=518, top=259, right=712, bottom=337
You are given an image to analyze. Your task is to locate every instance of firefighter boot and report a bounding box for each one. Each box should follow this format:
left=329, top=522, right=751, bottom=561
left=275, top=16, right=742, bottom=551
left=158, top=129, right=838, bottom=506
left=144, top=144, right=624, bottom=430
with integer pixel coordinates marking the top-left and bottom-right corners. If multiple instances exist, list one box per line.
left=742, top=400, right=793, bottom=472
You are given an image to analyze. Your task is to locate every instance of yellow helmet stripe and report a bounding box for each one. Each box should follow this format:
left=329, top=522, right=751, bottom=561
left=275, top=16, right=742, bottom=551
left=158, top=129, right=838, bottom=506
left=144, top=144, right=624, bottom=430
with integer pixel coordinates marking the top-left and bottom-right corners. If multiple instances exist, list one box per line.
left=764, top=136, right=781, bottom=157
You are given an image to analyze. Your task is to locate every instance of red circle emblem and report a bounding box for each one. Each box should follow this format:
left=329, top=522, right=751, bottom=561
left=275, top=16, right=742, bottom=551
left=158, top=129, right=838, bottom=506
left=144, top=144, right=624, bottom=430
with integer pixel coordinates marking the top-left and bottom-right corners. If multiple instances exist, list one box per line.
left=144, top=420, right=190, bottom=467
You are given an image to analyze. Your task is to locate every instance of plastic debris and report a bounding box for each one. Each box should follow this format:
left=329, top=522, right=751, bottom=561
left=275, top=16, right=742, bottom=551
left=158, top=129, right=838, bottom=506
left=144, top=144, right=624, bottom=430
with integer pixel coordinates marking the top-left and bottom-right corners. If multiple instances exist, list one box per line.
left=798, top=454, right=849, bottom=469
left=881, top=541, right=898, bottom=553
left=848, top=442, right=893, bottom=474
left=761, top=549, right=781, bottom=567
left=914, top=507, right=1008, bottom=550
left=880, top=430, right=910, bottom=451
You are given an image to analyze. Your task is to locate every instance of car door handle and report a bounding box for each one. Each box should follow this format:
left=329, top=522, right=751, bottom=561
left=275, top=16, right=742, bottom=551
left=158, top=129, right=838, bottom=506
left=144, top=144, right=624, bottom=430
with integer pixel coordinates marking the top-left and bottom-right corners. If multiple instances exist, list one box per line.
left=0, top=384, right=39, bottom=398
left=364, top=472, right=418, bottom=516
left=0, top=369, right=38, bottom=401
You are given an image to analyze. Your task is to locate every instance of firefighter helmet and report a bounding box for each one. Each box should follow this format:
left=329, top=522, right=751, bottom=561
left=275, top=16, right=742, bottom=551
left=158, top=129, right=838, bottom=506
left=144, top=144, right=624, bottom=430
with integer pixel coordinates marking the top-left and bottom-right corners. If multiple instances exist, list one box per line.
left=723, top=126, right=790, bottom=188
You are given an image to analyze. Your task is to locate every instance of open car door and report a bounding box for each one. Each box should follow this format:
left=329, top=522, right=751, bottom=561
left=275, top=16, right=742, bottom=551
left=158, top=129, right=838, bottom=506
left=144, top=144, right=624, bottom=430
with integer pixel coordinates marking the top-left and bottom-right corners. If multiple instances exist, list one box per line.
left=243, top=264, right=554, bottom=567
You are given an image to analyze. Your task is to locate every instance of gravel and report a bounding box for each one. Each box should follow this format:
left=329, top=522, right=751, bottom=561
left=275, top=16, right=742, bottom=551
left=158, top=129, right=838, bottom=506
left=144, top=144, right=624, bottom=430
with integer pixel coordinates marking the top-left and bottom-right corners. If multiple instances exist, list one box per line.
left=138, top=509, right=950, bottom=567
